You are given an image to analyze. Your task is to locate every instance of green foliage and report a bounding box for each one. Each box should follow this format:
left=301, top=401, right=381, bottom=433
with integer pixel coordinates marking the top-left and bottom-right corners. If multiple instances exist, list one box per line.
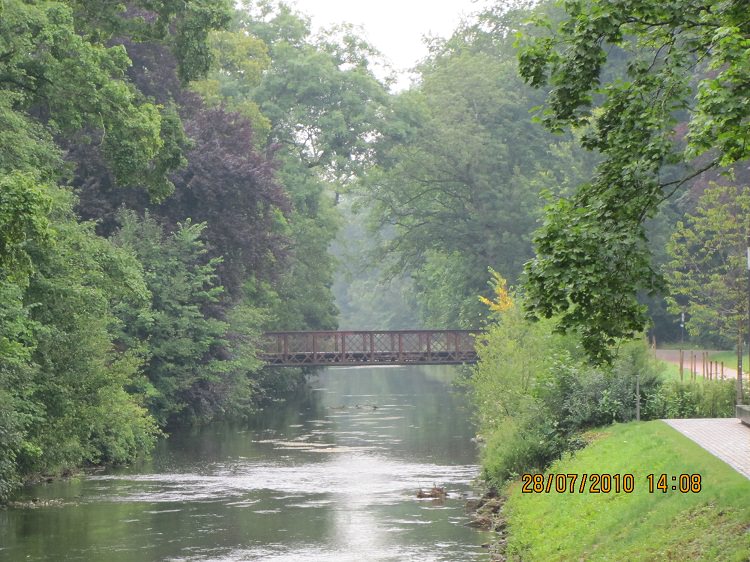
left=472, top=288, right=718, bottom=487
left=471, top=299, right=577, bottom=485
left=472, top=298, right=577, bottom=426
left=666, top=184, right=750, bottom=348
left=215, top=301, right=268, bottom=416
left=190, top=29, right=272, bottom=137
left=331, top=198, right=419, bottom=330
left=189, top=2, right=384, bottom=332
left=412, top=252, right=489, bottom=328
left=359, top=14, right=596, bottom=327
left=66, top=0, right=232, bottom=83
left=537, top=345, right=664, bottom=433
left=0, top=279, right=37, bottom=501
left=0, top=0, right=342, bottom=501
left=0, top=0, right=196, bottom=200
left=18, top=187, right=158, bottom=476
left=524, top=195, right=663, bottom=362
left=241, top=2, right=389, bottom=184
left=262, top=212, right=339, bottom=331
left=644, top=380, right=737, bottom=419
left=0, top=96, right=62, bottom=180
left=481, top=412, right=570, bottom=489
left=0, top=173, right=157, bottom=499
left=111, top=210, right=229, bottom=425
left=0, top=173, right=52, bottom=278
left=517, top=0, right=750, bottom=361
left=170, top=0, right=233, bottom=82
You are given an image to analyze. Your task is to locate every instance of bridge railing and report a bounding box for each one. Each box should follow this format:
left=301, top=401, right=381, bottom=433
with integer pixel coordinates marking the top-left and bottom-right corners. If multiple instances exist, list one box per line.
left=259, top=330, right=480, bottom=366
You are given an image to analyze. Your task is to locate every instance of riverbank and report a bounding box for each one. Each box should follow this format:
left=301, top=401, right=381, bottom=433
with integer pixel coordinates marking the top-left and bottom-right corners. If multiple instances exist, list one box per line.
left=0, top=366, right=491, bottom=561
left=494, top=420, right=750, bottom=561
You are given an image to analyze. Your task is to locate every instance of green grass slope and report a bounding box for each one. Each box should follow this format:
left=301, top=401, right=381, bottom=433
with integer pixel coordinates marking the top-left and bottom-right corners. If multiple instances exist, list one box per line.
left=504, top=421, right=750, bottom=561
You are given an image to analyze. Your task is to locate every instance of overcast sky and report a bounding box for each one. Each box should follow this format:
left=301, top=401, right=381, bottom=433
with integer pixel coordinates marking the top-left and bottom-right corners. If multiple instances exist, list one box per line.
left=290, top=0, right=490, bottom=88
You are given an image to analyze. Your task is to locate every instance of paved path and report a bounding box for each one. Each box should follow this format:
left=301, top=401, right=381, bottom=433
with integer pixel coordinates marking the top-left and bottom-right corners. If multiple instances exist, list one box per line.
left=663, top=418, right=750, bottom=480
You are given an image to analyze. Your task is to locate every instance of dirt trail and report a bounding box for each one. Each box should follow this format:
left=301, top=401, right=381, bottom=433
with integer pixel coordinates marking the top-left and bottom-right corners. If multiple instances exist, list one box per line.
left=654, top=349, right=739, bottom=380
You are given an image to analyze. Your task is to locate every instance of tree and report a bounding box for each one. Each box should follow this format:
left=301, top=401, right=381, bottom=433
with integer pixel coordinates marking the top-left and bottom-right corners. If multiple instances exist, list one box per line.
left=165, top=99, right=292, bottom=296
left=331, top=199, right=420, bottom=330
left=19, top=187, right=158, bottom=477
left=517, top=0, right=750, bottom=361
left=359, top=17, right=595, bottom=327
left=111, top=211, right=230, bottom=426
left=0, top=0, right=262, bottom=498
left=0, top=0, right=228, bottom=202
left=239, top=1, right=390, bottom=186
left=666, top=184, right=750, bottom=348
left=184, top=2, right=392, bottom=330
left=74, top=42, right=292, bottom=299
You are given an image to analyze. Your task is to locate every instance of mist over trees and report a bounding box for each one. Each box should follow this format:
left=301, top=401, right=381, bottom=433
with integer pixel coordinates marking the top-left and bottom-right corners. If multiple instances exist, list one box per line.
left=2, top=0, right=747, bottom=501
left=353, top=5, right=598, bottom=328
left=0, top=0, right=387, bottom=499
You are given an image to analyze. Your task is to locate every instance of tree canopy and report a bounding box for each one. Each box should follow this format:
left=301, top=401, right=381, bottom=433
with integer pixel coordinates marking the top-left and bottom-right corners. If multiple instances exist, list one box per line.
left=0, top=0, right=355, bottom=500
left=517, top=0, right=750, bottom=361
left=666, top=184, right=750, bottom=348
left=356, top=13, right=595, bottom=327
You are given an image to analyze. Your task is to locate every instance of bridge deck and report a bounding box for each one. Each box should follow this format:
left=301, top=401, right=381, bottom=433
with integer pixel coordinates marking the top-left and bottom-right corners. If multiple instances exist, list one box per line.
left=260, top=330, right=479, bottom=366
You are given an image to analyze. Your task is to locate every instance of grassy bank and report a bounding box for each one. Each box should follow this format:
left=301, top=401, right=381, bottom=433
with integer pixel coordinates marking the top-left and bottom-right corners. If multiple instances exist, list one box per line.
left=660, top=361, right=684, bottom=381
left=708, top=350, right=747, bottom=371
left=503, top=421, right=750, bottom=561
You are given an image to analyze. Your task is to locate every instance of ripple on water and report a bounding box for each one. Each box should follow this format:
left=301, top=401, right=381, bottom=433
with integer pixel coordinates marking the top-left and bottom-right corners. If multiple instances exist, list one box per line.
left=7, top=367, right=489, bottom=562
left=173, top=542, right=489, bottom=562
left=85, top=455, right=478, bottom=505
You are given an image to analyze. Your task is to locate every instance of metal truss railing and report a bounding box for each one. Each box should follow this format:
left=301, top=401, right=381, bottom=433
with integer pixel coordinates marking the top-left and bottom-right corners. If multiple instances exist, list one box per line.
left=259, top=330, right=480, bottom=366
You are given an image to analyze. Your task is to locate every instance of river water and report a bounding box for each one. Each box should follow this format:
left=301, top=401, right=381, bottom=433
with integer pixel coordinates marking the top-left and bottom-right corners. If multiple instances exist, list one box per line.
left=1, top=366, right=491, bottom=561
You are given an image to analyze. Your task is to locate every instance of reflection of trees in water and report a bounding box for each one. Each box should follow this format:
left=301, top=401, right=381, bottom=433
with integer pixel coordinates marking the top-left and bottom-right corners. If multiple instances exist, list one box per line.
left=151, top=366, right=477, bottom=468
left=312, top=366, right=478, bottom=466
left=5, top=365, right=486, bottom=561
left=249, top=376, right=330, bottom=432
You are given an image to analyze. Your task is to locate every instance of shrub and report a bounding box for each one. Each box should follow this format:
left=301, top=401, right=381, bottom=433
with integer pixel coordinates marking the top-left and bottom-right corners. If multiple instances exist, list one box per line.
left=643, top=379, right=736, bottom=419
left=471, top=297, right=706, bottom=487
left=481, top=411, right=573, bottom=488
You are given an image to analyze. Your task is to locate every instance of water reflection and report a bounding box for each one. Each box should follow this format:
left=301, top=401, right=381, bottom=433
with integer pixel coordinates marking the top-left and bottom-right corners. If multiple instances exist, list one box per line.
left=1, top=366, right=490, bottom=561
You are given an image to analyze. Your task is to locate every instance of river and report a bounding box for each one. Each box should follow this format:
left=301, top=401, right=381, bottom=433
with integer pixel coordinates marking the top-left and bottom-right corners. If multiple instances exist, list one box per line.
left=0, top=366, right=491, bottom=561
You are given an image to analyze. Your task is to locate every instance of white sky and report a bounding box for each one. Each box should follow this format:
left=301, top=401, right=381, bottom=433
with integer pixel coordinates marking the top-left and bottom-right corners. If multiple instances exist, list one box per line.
left=291, top=0, right=490, bottom=88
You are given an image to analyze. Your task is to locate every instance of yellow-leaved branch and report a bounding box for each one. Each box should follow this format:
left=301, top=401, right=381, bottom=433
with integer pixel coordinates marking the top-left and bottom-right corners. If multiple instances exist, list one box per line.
left=479, top=268, right=513, bottom=313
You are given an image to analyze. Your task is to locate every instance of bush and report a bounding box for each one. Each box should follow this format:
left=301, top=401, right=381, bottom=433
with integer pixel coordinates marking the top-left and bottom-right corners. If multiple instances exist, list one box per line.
left=545, top=342, right=664, bottom=429
left=471, top=303, right=582, bottom=486
left=471, top=298, right=717, bottom=487
left=481, top=412, right=573, bottom=489
left=644, top=379, right=736, bottom=419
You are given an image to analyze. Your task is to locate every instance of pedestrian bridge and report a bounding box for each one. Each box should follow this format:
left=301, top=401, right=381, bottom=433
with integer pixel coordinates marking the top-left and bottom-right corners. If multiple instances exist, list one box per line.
left=259, top=330, right=480, bottom=366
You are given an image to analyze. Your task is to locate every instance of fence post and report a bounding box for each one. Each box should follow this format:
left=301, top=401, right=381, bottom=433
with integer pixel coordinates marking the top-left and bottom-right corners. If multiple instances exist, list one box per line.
left=691, top=351, right=695, bottom=381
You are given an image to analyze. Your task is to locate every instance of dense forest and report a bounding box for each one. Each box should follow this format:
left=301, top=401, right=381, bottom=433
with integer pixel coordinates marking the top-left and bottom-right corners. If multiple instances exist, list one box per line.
left=2, top=0, right=748, bottom=503
left=0, top=0, right=389, bottom=500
